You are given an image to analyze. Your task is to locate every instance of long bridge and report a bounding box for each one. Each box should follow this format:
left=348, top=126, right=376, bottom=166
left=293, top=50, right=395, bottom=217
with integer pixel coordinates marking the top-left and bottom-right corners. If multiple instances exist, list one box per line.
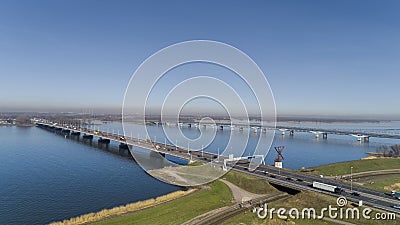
left=36, top=122, right=220, bottom=163
left=156, top=121, right=400, bottom=142
left=35, top=122, right=400, bottom=215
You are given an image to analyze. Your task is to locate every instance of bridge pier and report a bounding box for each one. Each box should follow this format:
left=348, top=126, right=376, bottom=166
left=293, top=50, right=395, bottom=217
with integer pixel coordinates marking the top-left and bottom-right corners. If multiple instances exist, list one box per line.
left=83, top=134, right=93, bottom=139
left=322, top=132, right=328, bottom=139
left=71, top=131, right=80, bottom=136
left=290, top=130, right=294, bottom=136
left=98, top=138, right=110, bottom=144
left=61, top=129, right=70, bottom=135
left=119, top=143, right=129, bottom=155
left=188, top=123, right=191, bottom=128
left=364, top=136, right=369, bottom=142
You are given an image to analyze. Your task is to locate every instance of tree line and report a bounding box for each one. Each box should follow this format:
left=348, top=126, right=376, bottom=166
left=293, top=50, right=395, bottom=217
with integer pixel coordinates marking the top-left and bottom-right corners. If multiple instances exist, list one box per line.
left=376, top=144, right=400, bottom=157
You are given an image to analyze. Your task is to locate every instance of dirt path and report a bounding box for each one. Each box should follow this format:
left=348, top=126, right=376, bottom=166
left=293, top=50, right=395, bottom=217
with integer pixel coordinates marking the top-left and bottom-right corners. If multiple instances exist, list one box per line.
left=219, top=179, right=266, bottom=203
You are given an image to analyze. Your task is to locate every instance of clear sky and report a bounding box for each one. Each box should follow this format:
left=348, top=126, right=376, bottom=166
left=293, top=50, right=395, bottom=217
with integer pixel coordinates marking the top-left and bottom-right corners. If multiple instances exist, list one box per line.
left=0, top=0, right=399, bottom=119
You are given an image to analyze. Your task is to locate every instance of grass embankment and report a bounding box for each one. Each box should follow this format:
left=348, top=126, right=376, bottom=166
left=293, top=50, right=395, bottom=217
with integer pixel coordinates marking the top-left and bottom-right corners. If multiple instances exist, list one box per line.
left=50, top=189, right=195, bottom=225
left=359, top=174, right=400, bottom=193
left=222, top=191, right=398, bottom=225
left=300, top=158, right=400, bottom=193
left=92, top=181, right=233, bottom=225
left=222, top=170, right=278, bottom=194
left=301, top=158, right=400, bottom=177
left=54, top=163, right=279, bottom=225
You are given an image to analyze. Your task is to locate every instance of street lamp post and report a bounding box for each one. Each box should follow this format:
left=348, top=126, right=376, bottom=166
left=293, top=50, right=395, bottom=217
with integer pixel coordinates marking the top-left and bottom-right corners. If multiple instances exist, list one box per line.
left=351, top=166, right=353, bottom=192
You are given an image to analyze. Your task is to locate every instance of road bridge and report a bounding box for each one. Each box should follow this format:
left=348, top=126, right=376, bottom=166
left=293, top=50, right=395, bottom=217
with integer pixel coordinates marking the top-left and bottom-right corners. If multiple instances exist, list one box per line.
left=36, top=122, right=400, bottom=216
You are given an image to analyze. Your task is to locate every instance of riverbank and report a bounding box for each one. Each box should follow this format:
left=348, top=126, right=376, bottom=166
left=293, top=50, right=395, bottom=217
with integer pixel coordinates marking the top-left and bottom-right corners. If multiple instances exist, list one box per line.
left=49, top=158, right=399, bottom=224
left=49, top=189, right=197, bottom=225
left=52, top=170, right=279, bottom=225
left=93, top=181, right=233, bottom=225
left=300, top=158, right=400, bottom=177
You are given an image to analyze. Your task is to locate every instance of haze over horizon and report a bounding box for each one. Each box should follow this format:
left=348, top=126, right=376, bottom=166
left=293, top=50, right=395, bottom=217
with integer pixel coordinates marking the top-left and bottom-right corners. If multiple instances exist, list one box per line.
left=1, top=0, right=399, bottom=120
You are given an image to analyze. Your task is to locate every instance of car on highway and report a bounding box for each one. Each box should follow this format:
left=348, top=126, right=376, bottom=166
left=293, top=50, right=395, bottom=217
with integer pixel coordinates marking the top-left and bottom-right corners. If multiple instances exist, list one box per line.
left=350, top=192, right=360, bottom=197
left=392, top=204, right=400, bottom=209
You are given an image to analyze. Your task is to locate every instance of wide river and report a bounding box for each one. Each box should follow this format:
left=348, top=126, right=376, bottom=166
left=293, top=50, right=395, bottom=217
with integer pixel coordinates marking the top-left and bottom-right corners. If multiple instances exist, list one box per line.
left=1, top=120, right=399, bottom=224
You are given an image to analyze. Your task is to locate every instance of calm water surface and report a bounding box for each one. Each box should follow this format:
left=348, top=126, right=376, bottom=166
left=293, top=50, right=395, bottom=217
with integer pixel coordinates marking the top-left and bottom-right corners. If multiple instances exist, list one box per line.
left=0, top=126, right=180, bottom=225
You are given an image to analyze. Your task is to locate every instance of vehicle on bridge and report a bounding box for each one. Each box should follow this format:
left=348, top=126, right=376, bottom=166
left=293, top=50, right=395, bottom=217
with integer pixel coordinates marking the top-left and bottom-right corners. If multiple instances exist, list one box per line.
left=392, top=191, right=400, bottom=200
left=312, top=181, right=342, bottom=194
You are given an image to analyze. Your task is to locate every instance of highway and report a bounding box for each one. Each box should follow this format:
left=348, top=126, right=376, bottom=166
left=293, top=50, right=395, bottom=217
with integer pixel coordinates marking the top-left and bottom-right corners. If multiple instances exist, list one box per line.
left=231, top=162, right=400, bottom=215
left=36, top=122, right=400, bottom=216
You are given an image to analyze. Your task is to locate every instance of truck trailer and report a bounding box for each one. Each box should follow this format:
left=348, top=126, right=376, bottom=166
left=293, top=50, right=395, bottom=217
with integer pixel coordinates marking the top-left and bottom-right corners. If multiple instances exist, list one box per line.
left=313, top=181, right=342, bottom=194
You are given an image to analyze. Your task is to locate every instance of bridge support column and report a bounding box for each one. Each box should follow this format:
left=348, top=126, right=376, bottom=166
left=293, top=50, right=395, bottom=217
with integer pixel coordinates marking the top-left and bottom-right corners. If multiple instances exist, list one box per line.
left=98, top=138, right=110, bottom=144
left=323, top=133, right=328, bottom=139
left=83, top=134, right=93, bottom=139
left=119, top=143, right=129, bottom=155
left=188, top=123, right=191, bottom=128
left=290, top=130, right=294, bottom=136
left=71, top=131, right=80, bottom=136
left=364, top=136, right=369, bottom=142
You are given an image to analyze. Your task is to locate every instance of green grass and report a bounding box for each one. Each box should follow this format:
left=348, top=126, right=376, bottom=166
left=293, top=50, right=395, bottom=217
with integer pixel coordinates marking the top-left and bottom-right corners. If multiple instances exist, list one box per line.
left=222, top=170, right=278, bottom=194
left=301, top=158, right=400, bottom=177
left=92, top=181, right=233, bottom=225
left=187, top=161, right=204, bottom=167
left=358, top=174, right=400, bottom=192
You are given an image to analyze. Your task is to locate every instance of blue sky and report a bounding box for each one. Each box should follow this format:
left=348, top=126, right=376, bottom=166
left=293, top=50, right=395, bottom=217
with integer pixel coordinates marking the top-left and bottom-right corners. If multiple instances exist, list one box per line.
left=0, top=0, right=399, bottom=118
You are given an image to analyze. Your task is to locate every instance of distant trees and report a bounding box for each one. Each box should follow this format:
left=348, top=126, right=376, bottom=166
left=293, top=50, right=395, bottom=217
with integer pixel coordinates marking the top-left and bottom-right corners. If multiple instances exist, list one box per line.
left=15, top=115, right=31, bottom=126
left=390, top=144, right=400, bottom=157
left=376, top=145, right=400, bottom=157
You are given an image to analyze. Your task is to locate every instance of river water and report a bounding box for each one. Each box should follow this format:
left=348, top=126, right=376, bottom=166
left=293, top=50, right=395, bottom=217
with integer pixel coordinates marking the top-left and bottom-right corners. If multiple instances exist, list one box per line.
left=1, top=121, right=399, bottom=224
left=0, top=126, right=180, bottom=225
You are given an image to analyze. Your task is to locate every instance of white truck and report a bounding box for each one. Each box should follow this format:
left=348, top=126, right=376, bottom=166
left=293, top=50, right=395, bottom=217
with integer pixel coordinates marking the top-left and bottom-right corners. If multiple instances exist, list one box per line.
left=313, top=181, right=342, bottom=194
